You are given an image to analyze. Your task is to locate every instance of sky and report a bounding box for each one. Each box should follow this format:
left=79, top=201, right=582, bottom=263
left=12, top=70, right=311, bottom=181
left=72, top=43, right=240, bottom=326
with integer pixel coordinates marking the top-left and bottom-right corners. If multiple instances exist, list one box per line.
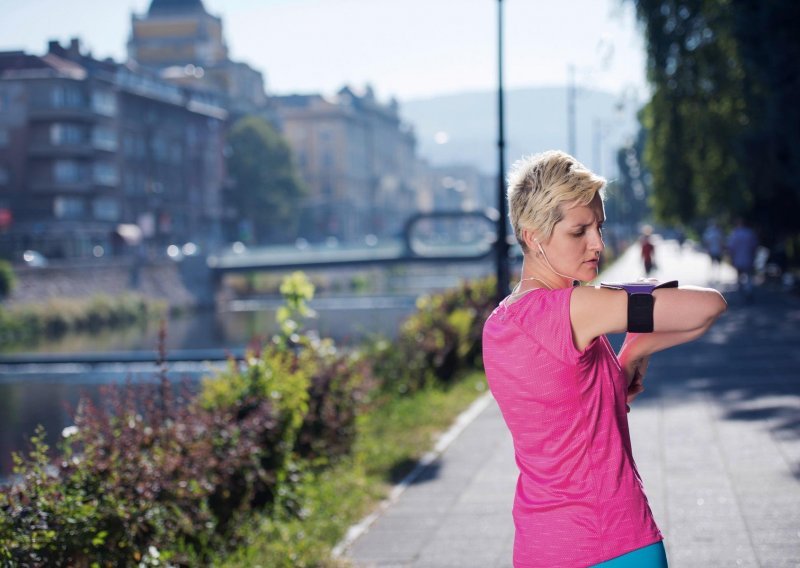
left=0, top=0, right=649, bottom=104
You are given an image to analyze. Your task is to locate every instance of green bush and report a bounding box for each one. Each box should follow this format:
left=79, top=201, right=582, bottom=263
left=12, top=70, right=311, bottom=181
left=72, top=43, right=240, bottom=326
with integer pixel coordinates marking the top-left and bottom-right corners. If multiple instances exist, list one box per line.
left=0, top=271, right=368, bottom=566
left=0, top=272, right=498, bottom=566
left=0, top=293, right=166, bottom=347
left=0, top=260, right=15, bottom=297
left=367, top=275, right=496, bottom=395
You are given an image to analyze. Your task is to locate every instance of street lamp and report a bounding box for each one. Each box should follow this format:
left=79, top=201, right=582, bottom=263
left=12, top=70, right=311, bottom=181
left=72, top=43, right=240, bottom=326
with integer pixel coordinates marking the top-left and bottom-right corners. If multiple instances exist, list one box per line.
left=495, top=0, right=510, bottom=302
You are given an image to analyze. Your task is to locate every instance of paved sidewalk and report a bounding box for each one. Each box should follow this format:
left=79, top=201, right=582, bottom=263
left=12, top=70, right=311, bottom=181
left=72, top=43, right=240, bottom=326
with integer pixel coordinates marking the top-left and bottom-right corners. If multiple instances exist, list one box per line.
left=344, top=238, right=800, bottom=567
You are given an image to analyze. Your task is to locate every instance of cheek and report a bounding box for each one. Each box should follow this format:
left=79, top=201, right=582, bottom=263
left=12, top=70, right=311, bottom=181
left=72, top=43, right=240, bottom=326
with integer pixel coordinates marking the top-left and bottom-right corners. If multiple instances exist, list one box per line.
left=551, top=238, right=582, bottom=259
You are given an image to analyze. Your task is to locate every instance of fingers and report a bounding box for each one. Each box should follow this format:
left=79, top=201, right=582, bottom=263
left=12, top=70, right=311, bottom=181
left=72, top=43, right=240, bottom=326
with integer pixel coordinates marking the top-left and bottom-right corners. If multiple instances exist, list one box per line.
left=627, top=387, right=644, bottom=404
left=626, top=380, right=645, bottom=404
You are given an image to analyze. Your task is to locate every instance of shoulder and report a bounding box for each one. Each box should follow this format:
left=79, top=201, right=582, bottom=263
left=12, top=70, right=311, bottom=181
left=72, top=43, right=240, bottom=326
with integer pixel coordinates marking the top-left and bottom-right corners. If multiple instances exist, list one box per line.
left=569, top=285, right=628, bottom=351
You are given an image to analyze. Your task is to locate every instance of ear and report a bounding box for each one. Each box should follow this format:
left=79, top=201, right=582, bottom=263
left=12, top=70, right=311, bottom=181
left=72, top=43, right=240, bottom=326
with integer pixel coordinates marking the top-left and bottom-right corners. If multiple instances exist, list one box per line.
left=520, top=227, right=539, bottom=251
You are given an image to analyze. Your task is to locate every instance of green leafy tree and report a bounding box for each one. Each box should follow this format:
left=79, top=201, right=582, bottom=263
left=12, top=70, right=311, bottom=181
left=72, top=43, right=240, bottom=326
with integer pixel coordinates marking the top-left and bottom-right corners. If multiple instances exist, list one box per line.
left=607, top=122, right=652, bottom=230
left=630, top=0, right=800, bottom=261
left=226, top=116, right=308, bottom=243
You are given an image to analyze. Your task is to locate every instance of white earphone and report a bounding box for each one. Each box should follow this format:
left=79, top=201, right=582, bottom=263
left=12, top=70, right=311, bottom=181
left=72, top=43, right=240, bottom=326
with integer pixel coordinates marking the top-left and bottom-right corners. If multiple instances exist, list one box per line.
left=534, top=237, right=581, bottom=283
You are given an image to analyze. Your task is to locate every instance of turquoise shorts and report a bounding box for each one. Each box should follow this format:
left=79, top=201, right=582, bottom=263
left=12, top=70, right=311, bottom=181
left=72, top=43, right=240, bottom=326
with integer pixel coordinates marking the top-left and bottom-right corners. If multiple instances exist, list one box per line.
left=591, top=541, right=668, bottom=567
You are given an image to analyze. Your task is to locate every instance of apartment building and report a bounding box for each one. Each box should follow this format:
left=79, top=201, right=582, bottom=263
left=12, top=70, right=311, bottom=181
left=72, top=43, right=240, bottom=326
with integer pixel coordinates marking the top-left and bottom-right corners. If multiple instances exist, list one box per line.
left=0, top=39, right=227, bottom=259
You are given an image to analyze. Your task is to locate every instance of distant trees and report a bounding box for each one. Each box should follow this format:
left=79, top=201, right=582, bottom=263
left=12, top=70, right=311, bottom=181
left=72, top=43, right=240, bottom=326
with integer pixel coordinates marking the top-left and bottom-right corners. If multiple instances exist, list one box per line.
left=225, top=116, right=308, bottom=244
left=631, top=0, right=800, bottom=261
left=606, top=125, right=651, bottom=230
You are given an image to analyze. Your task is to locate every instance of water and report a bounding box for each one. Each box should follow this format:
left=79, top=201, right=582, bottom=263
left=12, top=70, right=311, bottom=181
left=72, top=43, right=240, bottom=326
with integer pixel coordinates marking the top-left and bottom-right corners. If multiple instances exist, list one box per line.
left=0, top=294, right=420, bottom=479
left=0, top=257, right=499, bottom=480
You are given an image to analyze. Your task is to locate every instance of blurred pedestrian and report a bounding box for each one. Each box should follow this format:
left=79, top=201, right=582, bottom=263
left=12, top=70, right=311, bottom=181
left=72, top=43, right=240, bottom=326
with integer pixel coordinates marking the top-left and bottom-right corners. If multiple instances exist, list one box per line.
left=483, top=150, right=727, bottom=568
left=702, top=221, right=724, bottom=282
left=675, top=227, right=686, bottom=251
left=640, top=227, right=656, bottom=276
left=727, top=218, right=759, bottom=302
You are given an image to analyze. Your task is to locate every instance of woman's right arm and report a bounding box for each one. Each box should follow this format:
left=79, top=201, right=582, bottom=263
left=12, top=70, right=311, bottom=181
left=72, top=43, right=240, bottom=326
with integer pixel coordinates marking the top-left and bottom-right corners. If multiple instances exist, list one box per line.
left=570, top=285, right=727, bottom=353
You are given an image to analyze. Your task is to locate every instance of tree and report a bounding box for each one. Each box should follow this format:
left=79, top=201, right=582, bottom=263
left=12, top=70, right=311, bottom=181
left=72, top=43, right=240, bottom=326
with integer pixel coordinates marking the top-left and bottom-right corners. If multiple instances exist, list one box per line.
left=609, top=122, right=652, bottom=230
left=225, top=116, right=308, bottom=243
left=630, top=0, right=800, bottom=262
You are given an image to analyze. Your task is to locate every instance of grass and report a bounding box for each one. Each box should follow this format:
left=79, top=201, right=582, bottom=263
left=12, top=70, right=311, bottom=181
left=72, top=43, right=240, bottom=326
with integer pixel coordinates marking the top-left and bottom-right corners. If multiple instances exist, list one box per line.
left=217, top=370, right=489, bottom=567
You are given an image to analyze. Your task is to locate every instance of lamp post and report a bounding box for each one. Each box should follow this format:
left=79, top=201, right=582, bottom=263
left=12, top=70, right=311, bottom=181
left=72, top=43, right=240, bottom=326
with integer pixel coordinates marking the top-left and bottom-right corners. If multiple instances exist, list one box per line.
left=495, top=0, right=510, bottom=303
left=567, top=63, right=576, bottom=156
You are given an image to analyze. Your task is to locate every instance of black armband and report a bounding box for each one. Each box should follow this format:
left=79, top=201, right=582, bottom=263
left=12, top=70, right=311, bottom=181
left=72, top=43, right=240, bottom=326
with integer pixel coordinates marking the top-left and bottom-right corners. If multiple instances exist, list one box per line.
left=599, top=280, right=679, bottom=333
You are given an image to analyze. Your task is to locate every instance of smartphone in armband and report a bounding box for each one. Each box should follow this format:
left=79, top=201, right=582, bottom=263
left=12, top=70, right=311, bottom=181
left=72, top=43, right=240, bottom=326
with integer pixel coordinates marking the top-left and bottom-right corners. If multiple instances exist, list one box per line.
left=599, top=280, right=679, bottom=333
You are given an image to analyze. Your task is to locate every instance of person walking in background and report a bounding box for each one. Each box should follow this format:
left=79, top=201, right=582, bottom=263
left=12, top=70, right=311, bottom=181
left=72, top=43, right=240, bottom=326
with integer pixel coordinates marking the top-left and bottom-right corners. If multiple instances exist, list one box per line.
left=702, top=221, right=724, bottom=282
left=675, top=228, right=686, bottom=251
left=482, top=150, right=727, bottom=567
left=640, top=226, right=656, bottom=276
left=727, top=218, right=759, bottom=302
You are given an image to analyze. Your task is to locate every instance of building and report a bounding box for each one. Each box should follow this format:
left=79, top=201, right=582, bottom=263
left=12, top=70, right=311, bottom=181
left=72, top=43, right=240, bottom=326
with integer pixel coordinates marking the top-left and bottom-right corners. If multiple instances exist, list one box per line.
left=129, top=0, right=426, bottom=244
left=0, top=39, right=227, bottom=259
left=274, top=86, right=419, bottom=243
left=416, top=161, right=496, bottom=213
left=128, top=0, right=266, bottom=115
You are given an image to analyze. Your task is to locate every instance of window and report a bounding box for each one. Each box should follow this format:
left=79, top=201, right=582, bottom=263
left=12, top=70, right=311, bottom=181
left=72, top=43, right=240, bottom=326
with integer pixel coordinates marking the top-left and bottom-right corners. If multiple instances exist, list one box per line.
left=51, top=85, right=82, bottom=108
left=92, top=125, right=117, bottom=150
left=50, top=123, right=83, bottom=145
left=136, top=136, right=146, bottom=158
left=170, top=144, right=182, bottom=164
left=122, top=133, right=135, bottom=156
left=123, top=173, right=137, bottom=195
left=0, top=128, right=8, bottom=147
left=53, top=196, right=84, bottom=219
left=54, top=160, right=80, bottom=183
left=0, top=166, right=9, bottom=185
left=92, top=162, right=118, bottom=186
left=92, top=197, right=119, bottom=221
left=91, top=90, right=117, bottom=116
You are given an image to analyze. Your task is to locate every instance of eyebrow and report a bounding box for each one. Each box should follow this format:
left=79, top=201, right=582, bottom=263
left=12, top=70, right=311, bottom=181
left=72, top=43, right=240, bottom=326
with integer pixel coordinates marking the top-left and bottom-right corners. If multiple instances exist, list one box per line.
left=571, top=219, right=605, bottom=228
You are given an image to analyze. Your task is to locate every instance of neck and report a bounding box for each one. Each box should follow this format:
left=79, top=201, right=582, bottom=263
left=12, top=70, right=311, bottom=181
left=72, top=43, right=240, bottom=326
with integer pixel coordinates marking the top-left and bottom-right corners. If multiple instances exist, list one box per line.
left=520, top=249, right=577, bottom=290
left=518, top=267, right=570, bottom=291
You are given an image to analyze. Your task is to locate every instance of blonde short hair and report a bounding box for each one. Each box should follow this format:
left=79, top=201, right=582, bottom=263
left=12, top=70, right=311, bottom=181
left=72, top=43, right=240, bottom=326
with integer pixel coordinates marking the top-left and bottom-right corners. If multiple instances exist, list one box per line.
left=507, top=150, right=605, bottom=252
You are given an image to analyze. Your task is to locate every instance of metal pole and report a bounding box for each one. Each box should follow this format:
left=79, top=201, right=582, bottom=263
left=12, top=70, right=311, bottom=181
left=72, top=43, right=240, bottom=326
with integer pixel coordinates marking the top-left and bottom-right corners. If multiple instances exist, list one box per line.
left=496, top=0, right=510, bottom=302
left=567, top=64, right=576, bottom=156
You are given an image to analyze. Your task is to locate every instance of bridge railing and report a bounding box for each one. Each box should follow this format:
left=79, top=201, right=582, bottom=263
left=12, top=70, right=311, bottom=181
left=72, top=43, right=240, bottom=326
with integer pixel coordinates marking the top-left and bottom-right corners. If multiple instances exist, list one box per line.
left=207, top=210, right=521, bottom=273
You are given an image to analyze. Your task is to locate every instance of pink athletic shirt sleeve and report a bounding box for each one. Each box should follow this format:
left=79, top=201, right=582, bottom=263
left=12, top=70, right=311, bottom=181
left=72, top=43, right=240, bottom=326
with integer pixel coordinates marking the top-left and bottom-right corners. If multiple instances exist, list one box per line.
left=482, top=287, right=662, bottom=567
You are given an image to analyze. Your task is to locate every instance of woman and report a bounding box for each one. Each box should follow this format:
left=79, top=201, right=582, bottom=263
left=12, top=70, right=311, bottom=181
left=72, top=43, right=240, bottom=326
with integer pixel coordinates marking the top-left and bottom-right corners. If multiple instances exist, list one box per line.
left=482, top=151, right=726, bottom=567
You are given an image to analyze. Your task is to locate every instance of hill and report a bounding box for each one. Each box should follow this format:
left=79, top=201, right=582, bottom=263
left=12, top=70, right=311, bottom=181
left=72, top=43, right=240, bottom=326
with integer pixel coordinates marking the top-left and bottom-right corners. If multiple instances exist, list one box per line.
left=400, top=86, right=640, bottom=176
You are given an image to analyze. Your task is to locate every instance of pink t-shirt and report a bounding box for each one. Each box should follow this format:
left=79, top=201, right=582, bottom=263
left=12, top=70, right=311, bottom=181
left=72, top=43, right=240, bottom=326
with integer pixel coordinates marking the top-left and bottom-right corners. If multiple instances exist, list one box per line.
left=482, top=287, right=662, bottom=567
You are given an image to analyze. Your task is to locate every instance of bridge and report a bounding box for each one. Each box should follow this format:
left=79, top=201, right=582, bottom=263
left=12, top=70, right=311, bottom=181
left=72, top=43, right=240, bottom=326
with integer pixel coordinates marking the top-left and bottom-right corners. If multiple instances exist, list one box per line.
left=206, top=210, right=521, bottom=274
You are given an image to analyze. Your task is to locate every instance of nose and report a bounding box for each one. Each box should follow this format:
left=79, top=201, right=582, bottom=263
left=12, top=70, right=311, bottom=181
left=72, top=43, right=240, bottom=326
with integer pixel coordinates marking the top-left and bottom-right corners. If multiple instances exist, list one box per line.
left=589, top=228, right=604, bottom=254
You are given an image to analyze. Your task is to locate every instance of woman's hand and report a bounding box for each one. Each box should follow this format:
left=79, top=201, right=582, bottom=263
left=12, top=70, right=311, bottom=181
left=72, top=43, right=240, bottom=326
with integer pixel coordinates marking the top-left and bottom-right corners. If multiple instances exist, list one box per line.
left=619, top=333, right=650, bottom=411
left=623, top=355, right=649, bottom=405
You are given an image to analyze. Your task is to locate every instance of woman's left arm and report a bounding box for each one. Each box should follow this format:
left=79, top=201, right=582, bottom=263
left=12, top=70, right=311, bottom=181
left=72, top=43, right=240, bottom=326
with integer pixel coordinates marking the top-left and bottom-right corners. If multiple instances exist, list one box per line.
left=619, top=324, right=715, bottom=364
left=618, top=325, right=719, bottom=405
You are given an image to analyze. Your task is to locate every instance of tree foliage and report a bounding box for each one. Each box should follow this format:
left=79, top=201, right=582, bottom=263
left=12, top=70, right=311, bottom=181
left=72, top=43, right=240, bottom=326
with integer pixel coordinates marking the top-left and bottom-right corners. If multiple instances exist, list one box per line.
left=607, top=124, right=652, bottom=230
left=631, top=0, right=800, bottom=257
left=225, top=116, right=308, bottom=243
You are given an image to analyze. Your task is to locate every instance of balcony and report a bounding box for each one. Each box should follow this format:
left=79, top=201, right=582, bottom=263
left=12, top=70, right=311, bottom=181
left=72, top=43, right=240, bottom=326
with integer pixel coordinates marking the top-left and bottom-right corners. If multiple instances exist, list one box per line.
left=28, top=142, right=94, bottom=158
left=30, top=178, right=93, bottom=193
left=28, top=105, right=95, bottom=122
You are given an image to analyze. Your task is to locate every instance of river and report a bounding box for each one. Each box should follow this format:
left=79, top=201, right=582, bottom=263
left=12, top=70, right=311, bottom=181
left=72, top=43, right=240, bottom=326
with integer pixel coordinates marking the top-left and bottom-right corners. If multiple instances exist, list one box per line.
left=0, top=258, right=499, bottom=479
left=0, top=293, right=429, bottom=479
